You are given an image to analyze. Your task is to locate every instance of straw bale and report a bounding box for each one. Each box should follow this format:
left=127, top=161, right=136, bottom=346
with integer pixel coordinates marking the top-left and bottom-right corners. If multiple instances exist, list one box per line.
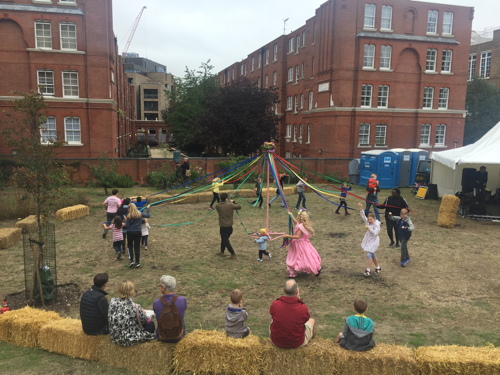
left=437, top=195, right=460, bottom=228
left=39, top=318, right=107, bottom=360
left=55, top=204, right=89, bottom=221
left=416, top=345, right=500, bottom=375
left=333, top=343, right=417, bottom=375
left=0, top=314, right=12, bottom=342
left=173, top=330, right=263, bottom=375
left=0, top=227, right=22, bottom=249
left=0, top=306, right=61, bottom=348
left=261, top=338, right=340, bottom=375
left=99, top=337, right=175, bottom=375
left=15, top=215, right=40, bottom=233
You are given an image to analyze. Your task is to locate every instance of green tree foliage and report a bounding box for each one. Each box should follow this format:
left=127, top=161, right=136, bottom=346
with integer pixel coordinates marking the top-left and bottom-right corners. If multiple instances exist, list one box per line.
left=464, top=78, right=500, bottom=145
left=89, top=155, right=119, bottom=195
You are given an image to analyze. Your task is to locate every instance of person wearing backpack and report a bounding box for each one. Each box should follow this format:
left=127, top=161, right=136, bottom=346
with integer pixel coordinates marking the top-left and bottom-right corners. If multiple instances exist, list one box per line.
left=152, top=275, right=187, bottom=342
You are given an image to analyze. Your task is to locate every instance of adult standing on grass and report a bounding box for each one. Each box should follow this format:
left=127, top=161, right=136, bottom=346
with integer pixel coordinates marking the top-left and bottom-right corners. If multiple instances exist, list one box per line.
left=215, top=193, right=241, bottom=259
left=80, top=273, right=109, bottom=335
left=295, top=176, right=308, bottom=210
left=382, top=188, right=408, bottom=247
left=123, top=203, right=150, bottom=268
left=181, top=157, right=190, bottom=187
left=102, top=189, right=121, bottom=239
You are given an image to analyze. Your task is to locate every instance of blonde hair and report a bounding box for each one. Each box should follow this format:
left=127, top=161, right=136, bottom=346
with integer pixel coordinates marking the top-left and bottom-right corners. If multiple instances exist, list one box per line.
left=127, top=203, right=141, bottom=219
left=297, top=211, right=315, bottom=236
left=259, top=228, right=267, bottom=235
left=401, top=209, right=409, bottom=215
left=117, top=280, right=136, bottom=298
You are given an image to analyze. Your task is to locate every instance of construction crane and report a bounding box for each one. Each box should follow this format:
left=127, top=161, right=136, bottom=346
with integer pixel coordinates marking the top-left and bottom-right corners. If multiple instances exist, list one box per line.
left=121, top=6, right=147, bottom=58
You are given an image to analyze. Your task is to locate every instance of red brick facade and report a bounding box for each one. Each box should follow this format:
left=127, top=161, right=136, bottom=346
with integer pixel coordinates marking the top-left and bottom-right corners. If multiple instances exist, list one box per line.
left=0, top=0, right=134, bottom=158
left=219, top=0, right=473, bottom=158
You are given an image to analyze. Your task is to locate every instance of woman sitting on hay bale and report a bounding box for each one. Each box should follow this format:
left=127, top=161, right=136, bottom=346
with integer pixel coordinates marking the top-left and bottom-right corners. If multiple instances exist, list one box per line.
left=108, top=280, right=155, bottom=346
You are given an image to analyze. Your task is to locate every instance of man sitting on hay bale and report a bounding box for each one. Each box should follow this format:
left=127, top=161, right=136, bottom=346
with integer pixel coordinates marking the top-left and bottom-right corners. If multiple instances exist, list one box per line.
left=269, top=279, right=316, bottom=349
left=79, top=273, right=110, bottom=335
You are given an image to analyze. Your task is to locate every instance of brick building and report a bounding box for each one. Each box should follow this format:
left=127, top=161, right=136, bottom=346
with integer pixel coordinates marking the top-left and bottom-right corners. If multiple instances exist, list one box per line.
left=469, top=28, right=500, bottom=88
left=0, top=0, right=134, bottom=158
left=219, top=0, right=473, bottom=158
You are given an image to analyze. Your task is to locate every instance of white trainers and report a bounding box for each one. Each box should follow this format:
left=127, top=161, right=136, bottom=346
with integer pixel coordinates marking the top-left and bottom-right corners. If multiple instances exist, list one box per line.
left=128, top=262, right=135, bottom=268
left=363, top=270, right=371, bottom=277
left=268, top=253, right=272, bottom=259
left=375, top=267, right=381, bottom=274
left=257, top=258, right=262, bottom=262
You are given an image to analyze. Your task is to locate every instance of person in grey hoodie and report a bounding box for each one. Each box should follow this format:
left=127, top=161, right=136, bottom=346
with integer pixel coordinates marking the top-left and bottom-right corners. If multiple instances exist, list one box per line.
left=225, top=289, right=250, bottom=338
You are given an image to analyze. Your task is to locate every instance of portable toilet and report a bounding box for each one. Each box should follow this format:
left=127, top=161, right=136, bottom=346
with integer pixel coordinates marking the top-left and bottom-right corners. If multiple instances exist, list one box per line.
left=348, top=159, right=360, bottom=185
left=408, top=149, right=429, bottom=185
left=359, top=150, right=399, bottom=189
left=391, top=148, right=412, bottom=187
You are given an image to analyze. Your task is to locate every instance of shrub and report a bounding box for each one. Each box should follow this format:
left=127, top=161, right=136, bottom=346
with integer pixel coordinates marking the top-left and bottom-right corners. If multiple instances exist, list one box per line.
left=114, top=174, right=135, bottom=188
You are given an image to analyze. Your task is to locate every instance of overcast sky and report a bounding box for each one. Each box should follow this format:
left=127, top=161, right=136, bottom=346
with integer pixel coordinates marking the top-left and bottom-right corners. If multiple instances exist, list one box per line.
left=112, top=0, right=500, bottom=77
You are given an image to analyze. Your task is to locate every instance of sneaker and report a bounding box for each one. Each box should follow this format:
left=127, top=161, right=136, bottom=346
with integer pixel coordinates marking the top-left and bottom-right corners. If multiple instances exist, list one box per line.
left=395, top=243, right=400, bottom=248
left=388, top=242, right=394, bottom=247
left=345, top=212, right=350, bottom=215
left=102, top=233, right=106, bottom=239
left=229, top=254, right=237, bottom=260
left=217, top=252, right=225, bottom=256
left=363, top=270, right=371, bottom=277
left=208, top=206, right=213, bottom=210
left=335, top=211, right=340, bottom=214
left=401, top=261, right=406, bottom=267
left=257, top=258, right=263, bottom=262
left=117, top=253, right=122, bottom=261
left=268, top=253, right=272, bottom=259
left=135, top=263, right=141, bottom=268
left=403, top=257, right=410, bottom=266
left=144, top=246, right=148, bottom=250
left=375, top=267, right=381, bottom=274
left=129, top=262, right=135, bottom=267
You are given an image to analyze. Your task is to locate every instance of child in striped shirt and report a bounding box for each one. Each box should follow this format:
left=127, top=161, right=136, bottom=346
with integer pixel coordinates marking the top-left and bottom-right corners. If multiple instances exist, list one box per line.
left=103, top=216, right=124, bottom=260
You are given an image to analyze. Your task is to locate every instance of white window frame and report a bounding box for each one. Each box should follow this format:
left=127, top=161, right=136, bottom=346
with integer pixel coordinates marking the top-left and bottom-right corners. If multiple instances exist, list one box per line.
left=442, top=12, right=453, bottom=35
left=363, top=44, right=375, bottom=69
left=40, top=117, right=57, bottom=143
left=426, top=49, right=437, bottom=72
left=257, top=77, right=261, bottom=88
left=37, top=70, right=55, bottom=96
left=59, top=0, right=76, bottom=3
left=480, top=51, right=491, bottom=79
left=420, top=124, right=431, bottom=146
left=62, top=71, right=79, bottom=97
left=287, top=96, right=292, bottom=110
left=294, top=95, right=298, bottom=113
left=438, top=88, right=449, bottom=109
left=364, top=4, right=376, bottom=29
left=302, top=31, right=306, bottom=46
left=381, top=5, right=392, bottom=30
left=377, top=85, right=389, bottom=108
left=293, top=124, right=297, bottom=142
left=64, top=117, right=81, bottom=144
left=306, top=124, right=311, bottom=144
left=296, top=35, right=300, bottom=52
left=468, top=54, right=476, bottom=81
left=251, top=56, right=255, bottom=72
left=308, top=91, right=313, bottom=110
left=375, top=124, right=387, bottom=146
left=441, top=50, right=452, bottom=73
left=380, top=45, right=392, bottom=70
left=273, top=44, right=278, bottom=62
left=423, top=87, right=434, bottom=109
left=295, top=65, right=299, bottom=83
left=298, top=124, right=303, bottom=143
left=288, top=38, right=294, bottom=53
left=427, top=10, right=438, bottom=34
left=240, top=64, right=244, bottom=76
left=286, top=124, right=292, bottom=139
left=361, top=84, right=372, bottom=107
left=301, top=63, right=305, bottom=78
left=60, top=22, right=77, bottom=50
left=435, top=124, right=446, bottom=145
left=35, top=21, right=52, bottom=49
left=359, top=123, right=370, bottom=146
left=265, top=74, right=268, bottom=88
left=258, top=54, right=262, bottom=69
left=300, top=94, right=304, bottom=109
left=273, top=71, right=277, bottom=86
left=265, top=49, right=269, bottom=65
left=287, top=68, right=293, bottom=82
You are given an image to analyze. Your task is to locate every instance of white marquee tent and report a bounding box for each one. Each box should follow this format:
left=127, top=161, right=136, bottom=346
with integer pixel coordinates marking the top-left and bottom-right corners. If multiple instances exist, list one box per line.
left=430, top=121, right=500, bottom=197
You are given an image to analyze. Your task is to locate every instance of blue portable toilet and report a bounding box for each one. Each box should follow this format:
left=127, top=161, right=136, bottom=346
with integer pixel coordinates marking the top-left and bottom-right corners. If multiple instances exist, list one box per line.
left=391, top=148, right=412, bottom=187
left=359, top=150, right=399, bottom=189
left=408, top=149, right=429, bottom=185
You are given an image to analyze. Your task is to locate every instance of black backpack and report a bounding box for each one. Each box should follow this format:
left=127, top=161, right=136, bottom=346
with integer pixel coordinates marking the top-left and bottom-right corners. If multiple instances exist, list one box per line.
left=158, top=296, right=184, bottom=341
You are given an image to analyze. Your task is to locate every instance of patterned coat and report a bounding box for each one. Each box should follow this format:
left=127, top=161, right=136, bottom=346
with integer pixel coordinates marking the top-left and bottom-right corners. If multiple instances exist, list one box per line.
left=108, top=297, right=155, bottom=346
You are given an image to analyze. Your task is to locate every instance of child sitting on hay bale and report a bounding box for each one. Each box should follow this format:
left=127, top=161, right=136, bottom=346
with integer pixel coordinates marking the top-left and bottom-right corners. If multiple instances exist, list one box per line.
left=335, top=298, right=375, bottom=351
left=225, top=289, right=250, bottom=339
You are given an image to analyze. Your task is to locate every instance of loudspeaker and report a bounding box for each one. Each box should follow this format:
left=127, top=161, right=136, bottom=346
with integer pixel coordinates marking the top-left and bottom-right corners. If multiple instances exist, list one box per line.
left=461, top=168, right=476, bottom=193
left=469, top=202, right=486, bottom=215
left=427, top=183, right=438, bottom=200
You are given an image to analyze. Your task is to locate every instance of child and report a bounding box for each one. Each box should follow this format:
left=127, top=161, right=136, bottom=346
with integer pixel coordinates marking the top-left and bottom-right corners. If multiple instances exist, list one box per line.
left=388, top=209, right=414, bottom=267
left=365, top=173, right=381, bottom=221
left=335, top=298, right=375, bottom=351
left=269, top=172, right=288, bottom=207
left=141, top=218, right=150, bottom=250
left=209, top=177, right=224, bottom=210
left=225, top=289, right=250, bottom=338
left=358, top=203, right=381, bottom=277
left=335, top=182, right=352, bottom=215
left=134, top=196, right=148, bottom=208
left=102, top=216, right=124, bottom=260
left=252, top=177, right=263, bottom=209
left=255, top=228, right=272, bottom=261
left=295, top=176, right=308, bottom=210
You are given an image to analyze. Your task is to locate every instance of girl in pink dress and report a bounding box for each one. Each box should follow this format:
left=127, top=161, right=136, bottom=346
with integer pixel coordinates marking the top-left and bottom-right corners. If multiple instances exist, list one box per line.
left=285, top=210, right=322, bottom=277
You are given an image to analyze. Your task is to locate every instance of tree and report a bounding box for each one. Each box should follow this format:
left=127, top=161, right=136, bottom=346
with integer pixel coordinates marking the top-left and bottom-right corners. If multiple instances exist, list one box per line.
left=464, top=78, right=500, bottom=145
left=89, top=154, right=118, bottom=195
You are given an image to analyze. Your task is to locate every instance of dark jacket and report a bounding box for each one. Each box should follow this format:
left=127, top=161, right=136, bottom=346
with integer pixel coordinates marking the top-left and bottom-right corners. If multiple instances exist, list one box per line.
left=216, top=201, right=241, bottom=227
left=383, top=196, right=408, bottom=219
left=124, top=208, right=150, bottom=232
left=339, top=321, right=376, bottom=351
left=80, top=286, right=109, bottom=335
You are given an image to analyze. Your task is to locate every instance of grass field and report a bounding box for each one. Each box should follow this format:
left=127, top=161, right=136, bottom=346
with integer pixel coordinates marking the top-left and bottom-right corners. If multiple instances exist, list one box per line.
left=1, top=184, right=499, bottom=373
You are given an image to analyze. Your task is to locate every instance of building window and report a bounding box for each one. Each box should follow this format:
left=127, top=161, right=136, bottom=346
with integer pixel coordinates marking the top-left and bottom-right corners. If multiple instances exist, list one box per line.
left=380, top=45, right=392, bottom=69
left=35, top=21, right=52, bottom=49
left=308, top=91, right=313, bottom=110
left=302, top=31, right=306, bottom=46
left=251, top=56, right=255, bottom=72
left=273, top=71, right=277, bottom=86
left=287, top=68, right=293, bottom=82
left=258, top=54, right=262, bottom=69
left=265, top=74, right=269, bottom=88
left=286, top=124, right=292, bottom=139
left=363, top=44, right=375, bottom=68
left=232, top=68, right=235, bottom=79
left=427, top=10, right=438, bottom=34
left=375, top=124, right=387, bottom=146
left=143, top=89, right=158, bottom=99
left=307, top=124, right=311, bottom=143
left=426, top=49, right=437, bottom=72
left=381, top=5, right=392, bottom=30
left=144, top=101, right=159, bottom=111
left=64, top=117, right=81, bottom=144
left=59, top=0, right=76, bottom=3
left=296, top=35, right=300, bottom=52
left=37, top=70, right=54, bottom=96
left=295, top=66, right=299, bottom=83
left=273, top=44, right=278, bottom=62
left=438, top=88, right=449, bottom=109
left=423, top=87, right=434, bottom=109
left=377, top=85, right=389, bottom=108
left=240, top=65, right=244, bottom=75
left=287, top=96, right=292, bottom=110
left=298, top=124, right=303, bottom=142
left=364, top=4, right=376, bottom=29
left=301, top=63, right=305, bottom=78
left=300, top=94, right=304, bottom=109
left=265, top=49, right=269, bottom=65
left=359, top=123, right=370, bottom=146
left=257, top=77, right=261, bottom=88
left=361, top=84, right=372, bottom=107
left=293, top=124, right=297, bottom=142
left=420, top=124, right=431, bottom=146
left=312, top=57, right=315, bottom=75
left=313, top=22, right=316, bottom=44
left=442, top=12, right=453, bottom=35
left=62, top=71, right=79, bottom=97
left=480, top=51, right=491, bottom=78
left=435, top=124, right=446, bottom=145
left=288, top=38, right=294, bottom=53
left=60, top=22, right=77, bottom=50
left=294, top=95, right=298, bottom=113
left=468, top=54, right=476, bottom=81
left=40, top=117, right=56, bottom=143
left=441, top=50, right=452, bottom=73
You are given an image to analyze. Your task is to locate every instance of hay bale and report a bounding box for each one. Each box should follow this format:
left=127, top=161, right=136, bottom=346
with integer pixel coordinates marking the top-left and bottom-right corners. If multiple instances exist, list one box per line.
left=261, top=338, right=339, bottom=375
left=437, top=195, right=460, bottom=228
left=173, top=330, right=263, bottom=375
left=99, top=338, right=175, bottom=375
left=416, top=345, right=500, bottom=375
left=16, top=215, right=40, bottom=233
left=55, top=204, right=89, bottom=221
left=39, top=318, right=107, bottom=360
left=0, top=314, right=12, bottom=342
left=0, top=227, right=22, bottom=249
left=0, top=306, right=61, bottom=348
left=334, top=343, right=417, bottom=375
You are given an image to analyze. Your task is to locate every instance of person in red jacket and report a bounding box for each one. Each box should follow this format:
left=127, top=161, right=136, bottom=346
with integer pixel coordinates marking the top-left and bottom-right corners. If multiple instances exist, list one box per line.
left=269, top=279, right=316, bottom=348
